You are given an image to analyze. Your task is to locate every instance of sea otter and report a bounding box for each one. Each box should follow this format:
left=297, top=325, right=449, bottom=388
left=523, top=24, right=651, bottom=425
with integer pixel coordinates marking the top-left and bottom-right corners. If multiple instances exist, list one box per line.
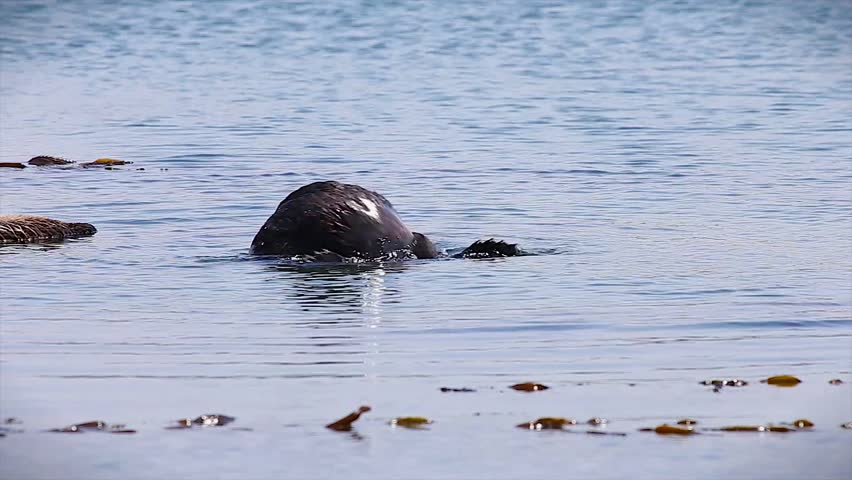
left=250, top=181, right=521, bottom=260
left=0, top=215, right=97, bottom=244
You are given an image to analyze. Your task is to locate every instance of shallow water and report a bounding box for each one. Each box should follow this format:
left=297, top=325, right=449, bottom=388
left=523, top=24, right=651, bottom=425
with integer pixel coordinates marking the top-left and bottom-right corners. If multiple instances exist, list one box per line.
left=1, top=0, right=851, bottom=478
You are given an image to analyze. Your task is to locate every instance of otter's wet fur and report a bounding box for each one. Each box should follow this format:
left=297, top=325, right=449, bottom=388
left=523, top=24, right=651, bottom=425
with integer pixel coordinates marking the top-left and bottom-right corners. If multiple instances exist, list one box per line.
left=251, top=181, right=521, bottom=261
left=0, top=215, right=97, bottom=245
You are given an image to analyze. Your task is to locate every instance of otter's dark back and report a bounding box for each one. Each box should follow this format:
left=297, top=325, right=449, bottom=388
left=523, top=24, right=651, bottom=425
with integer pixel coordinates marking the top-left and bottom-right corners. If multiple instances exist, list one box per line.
left=250, top=181, right=416, bottom=259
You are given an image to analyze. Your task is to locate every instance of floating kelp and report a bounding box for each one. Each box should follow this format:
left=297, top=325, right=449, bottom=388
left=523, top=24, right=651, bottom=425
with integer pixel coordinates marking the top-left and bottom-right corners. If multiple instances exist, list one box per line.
left=790, top=419, right=814, bottom=429
left=587, top=417, right=608, bottom=426
left=0, top=162, right=26, bottom=169
left=4, top=418, right=22, bottom=425
left=390, top=417, right=432, bottom=429
left=440, top=387, right=476, bottom=393
left=676, top=419, right=698, bottom=426
left=49, top=420, right=136, bottom=434
left=326, top=406, right=371, bottom=432
left=640, top=424, right=697, bottom=435
left=762, top=375, right=802, bottom=387
left=517, top=417, right=576, bottom=430
left=28, top=156, right=74, bottom=166
left=828, top=379, right=844, bottom=385
left=81, top=158, right=132, bottom=167
left=510, top=382, right=549, bottom=392
left=717, top=425, right=793, bottom=433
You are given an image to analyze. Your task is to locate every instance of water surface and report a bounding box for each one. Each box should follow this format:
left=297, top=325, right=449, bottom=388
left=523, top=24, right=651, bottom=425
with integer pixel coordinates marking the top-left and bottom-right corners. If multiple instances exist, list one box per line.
left=1, top=1, right=851, bottom=478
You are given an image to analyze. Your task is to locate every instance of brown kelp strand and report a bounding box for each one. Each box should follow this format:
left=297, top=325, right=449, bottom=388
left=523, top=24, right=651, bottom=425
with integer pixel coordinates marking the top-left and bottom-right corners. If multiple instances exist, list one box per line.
left=640, top=424, right=697, bottom=435
left=81, top=158, right=132, bottom=167
left=715, top=425, right=795, bottom=433
left=790, top=419, right=814, bottom=429
left=440, top=387, right=476, bottom=393
left=677, top=419, right=698, bottom=426
left=517, top=417, right=577, bottom=430
left=762, top=375, right=802, bottom=387
left=326, top=406, right=371, bottom=432
left=0, top=162, right=26, bottom=169
left=509, top=382, right=550, bottom=392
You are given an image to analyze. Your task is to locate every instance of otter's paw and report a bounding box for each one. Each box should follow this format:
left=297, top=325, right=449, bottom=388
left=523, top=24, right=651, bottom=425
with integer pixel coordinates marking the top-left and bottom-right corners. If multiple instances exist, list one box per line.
left=458, top=238, right=522, bottom=259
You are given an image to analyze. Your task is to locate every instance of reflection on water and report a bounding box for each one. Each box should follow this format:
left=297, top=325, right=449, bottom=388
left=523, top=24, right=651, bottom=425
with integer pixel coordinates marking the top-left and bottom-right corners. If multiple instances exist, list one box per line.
left=268, top=261, right=405, bottom=324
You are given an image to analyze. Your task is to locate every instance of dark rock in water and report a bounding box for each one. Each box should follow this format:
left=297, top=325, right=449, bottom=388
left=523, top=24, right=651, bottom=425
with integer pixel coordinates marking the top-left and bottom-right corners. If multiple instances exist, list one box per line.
left=28, top=156, right=74, bottom=166
left=251, top=181, right=522, bottom=261
left=0, top=215, right=97, bottom=245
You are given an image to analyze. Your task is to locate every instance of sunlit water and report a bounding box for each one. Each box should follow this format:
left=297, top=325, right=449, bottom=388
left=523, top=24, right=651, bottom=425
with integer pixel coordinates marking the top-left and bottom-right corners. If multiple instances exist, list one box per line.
left=1, top=0, right=851, bottom=478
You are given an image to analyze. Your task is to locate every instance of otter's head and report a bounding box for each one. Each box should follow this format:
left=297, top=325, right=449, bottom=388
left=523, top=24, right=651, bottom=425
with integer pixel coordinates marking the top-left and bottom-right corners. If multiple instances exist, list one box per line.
left=411, top=232, right=438, bottom=259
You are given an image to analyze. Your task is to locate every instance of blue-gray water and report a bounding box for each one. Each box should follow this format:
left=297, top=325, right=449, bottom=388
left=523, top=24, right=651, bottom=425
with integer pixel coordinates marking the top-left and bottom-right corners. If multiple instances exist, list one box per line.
left=1, top=1, right=851, bottom=478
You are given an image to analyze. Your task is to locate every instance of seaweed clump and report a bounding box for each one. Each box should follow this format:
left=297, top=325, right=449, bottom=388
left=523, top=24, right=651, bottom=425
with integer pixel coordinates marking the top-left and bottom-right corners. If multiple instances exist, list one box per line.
left=326, top=406, right=371, bottom=432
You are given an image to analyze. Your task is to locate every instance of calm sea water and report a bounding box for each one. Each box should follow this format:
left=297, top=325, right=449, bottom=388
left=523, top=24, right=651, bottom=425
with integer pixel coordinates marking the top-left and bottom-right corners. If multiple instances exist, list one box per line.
left=1, top=0, right=851, bottom=478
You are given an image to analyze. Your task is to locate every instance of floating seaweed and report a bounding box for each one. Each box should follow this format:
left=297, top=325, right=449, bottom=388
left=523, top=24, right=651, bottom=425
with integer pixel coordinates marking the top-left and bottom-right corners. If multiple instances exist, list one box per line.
left=326, top=406, right=371, bottom=432
left=790, top=419, right=814, bottom=429
left=762, top=375, right=802, bottom=387
left=390, top=417, right=432, bottom=429
left=81, top=158, right=132, bottom=167
left=517, top=417, right=576, bottom=430
left=0, top=162, right=26, bottom=169
left=440, top=387, right=476, bottom=393
left=717, top=425, right=794, bottom=433
left=676, top=419, right=698, bottom=426
left=49, top=420, right=135, bottom=434
left=828, top=379, right=844, bottom=385
left=640, top=424, right=697, bottom=435
left=587, top=417, right=608, bottom=426
left=510, top=382, right=549, bottom=392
